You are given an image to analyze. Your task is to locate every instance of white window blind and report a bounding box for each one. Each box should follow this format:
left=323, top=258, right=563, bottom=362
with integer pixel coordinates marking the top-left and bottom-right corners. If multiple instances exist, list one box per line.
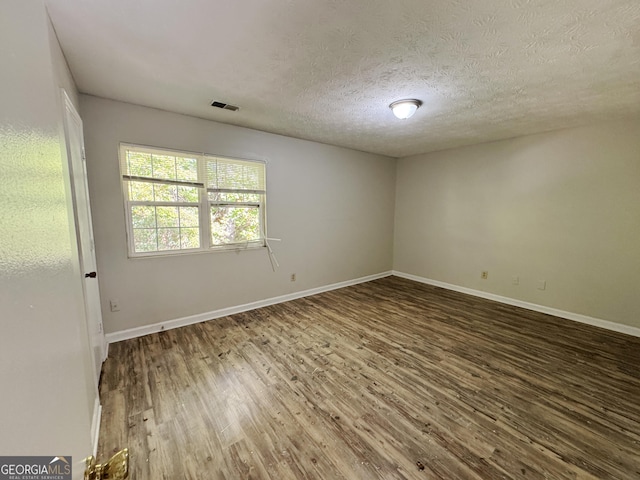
left=120, top=144, right=266, bottom=257
left=206, top=156, right=266, bottom=247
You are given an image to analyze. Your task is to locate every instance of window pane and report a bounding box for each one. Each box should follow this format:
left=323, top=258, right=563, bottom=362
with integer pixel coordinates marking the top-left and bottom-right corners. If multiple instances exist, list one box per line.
left=157, top=228, right=181, bottom=250
left=210, top=206, right=260, bottom=245
left=156, top=206, right=179, bottom=227
left=243, top=193, right=261, bottom=203
left=179, top=207, right=199, bottom=227
left=176, top=157, right=198, bottom=182
left=180, top=228, right=200, bottom=249
left=133, top=228, right=157, bottom=252
left=153, top=183, right=178, bottom=202
left=127, top=151, right=152, bottom=177
left=178, top=185, right=199, bottom=203
left=152, top=154, right=176, bottom=180
left=128, top=181, right=154, bottom=201
left=131, top=206, right=156, bottom=228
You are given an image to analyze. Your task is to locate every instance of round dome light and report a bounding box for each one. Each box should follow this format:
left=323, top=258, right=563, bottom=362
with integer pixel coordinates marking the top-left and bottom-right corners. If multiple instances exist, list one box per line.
left=389, top=99, right=422, bottom=119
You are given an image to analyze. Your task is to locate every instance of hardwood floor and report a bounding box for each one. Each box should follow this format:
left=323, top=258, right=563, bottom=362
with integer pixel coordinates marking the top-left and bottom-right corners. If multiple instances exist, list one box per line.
left=98, top=276, right=640, bottom=479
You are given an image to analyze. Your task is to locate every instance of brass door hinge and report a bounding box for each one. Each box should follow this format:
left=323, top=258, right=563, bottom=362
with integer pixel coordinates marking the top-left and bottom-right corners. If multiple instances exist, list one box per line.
left=85, top=448, right=129, bottom=480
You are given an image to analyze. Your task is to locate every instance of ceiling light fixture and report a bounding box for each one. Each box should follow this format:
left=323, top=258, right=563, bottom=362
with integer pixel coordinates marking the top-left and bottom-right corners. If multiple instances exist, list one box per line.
left=389, top=99, right=422, bottom=119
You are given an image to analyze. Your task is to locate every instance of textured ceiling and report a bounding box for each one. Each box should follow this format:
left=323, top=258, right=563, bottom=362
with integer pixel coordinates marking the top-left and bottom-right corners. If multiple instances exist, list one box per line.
left=45, top=0, right=640, bottom=158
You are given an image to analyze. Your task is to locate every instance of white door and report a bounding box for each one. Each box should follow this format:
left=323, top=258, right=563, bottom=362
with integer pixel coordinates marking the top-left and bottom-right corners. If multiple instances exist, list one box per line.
left=61, top=90, right=106, bottom=384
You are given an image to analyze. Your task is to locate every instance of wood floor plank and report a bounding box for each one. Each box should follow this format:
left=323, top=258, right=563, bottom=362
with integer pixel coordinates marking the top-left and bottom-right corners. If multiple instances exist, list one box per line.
left=98, top=276, right=640, bottom=479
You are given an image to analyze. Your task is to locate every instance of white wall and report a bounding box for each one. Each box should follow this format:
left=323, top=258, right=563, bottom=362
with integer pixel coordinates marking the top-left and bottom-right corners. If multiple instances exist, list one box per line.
left=0, top=0, right=96, bottom=475
left=80, top=95, right=396, bottom=334
left=394, top=120, right=640, bottom=329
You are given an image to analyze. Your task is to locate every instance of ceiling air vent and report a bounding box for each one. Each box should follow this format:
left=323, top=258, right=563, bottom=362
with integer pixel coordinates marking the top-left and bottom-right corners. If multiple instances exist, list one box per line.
left=211, top=101, right=239, bottom=112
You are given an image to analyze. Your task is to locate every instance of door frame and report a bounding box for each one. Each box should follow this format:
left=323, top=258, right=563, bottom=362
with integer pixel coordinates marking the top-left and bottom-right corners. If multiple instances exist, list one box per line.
left=60, top=89, right=106, bottom=454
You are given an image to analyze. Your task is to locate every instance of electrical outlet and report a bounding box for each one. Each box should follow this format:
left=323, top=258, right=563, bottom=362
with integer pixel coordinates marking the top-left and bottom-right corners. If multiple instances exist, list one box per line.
left=481, top=271, right=488, bottom=280
left=109, top=299, right=120, bottom=312
left=537, top=280, right=546, bottom=291
left=290, top=273, right=296, bottom=282
left=512, top=276, right=520, bottom=285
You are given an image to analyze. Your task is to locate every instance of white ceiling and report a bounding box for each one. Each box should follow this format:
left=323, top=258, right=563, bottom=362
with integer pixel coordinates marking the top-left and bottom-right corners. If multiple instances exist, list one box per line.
left=46, top=0, right=640, bottom=158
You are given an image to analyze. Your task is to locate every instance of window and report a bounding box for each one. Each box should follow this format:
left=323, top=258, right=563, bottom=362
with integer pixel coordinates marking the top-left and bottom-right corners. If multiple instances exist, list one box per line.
left=120, top=144, right=266, bottom=256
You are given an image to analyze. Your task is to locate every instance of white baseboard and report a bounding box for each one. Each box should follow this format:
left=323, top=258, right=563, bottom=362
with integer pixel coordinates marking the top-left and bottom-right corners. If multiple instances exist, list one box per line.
left=393, top=271, right=640, bottom=338
left=91, top=399, right=102, bottom=457
left=106, top=271, right=393, bottom=344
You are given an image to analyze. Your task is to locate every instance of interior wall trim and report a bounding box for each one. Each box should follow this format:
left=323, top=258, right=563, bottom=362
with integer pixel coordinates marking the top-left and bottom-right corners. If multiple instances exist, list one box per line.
left=105, top=271, right=393, bottom=344
left=393, top=271, right=640, bottom=338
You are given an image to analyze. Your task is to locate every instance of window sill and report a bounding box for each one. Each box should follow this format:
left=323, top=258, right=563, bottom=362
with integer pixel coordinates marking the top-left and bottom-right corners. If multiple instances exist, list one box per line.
left=128, top=243, right=267, bottom=259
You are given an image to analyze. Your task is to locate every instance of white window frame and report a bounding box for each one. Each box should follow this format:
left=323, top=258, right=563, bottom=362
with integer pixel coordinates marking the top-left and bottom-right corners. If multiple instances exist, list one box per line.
left=119, top=143, right=267, bottom=257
